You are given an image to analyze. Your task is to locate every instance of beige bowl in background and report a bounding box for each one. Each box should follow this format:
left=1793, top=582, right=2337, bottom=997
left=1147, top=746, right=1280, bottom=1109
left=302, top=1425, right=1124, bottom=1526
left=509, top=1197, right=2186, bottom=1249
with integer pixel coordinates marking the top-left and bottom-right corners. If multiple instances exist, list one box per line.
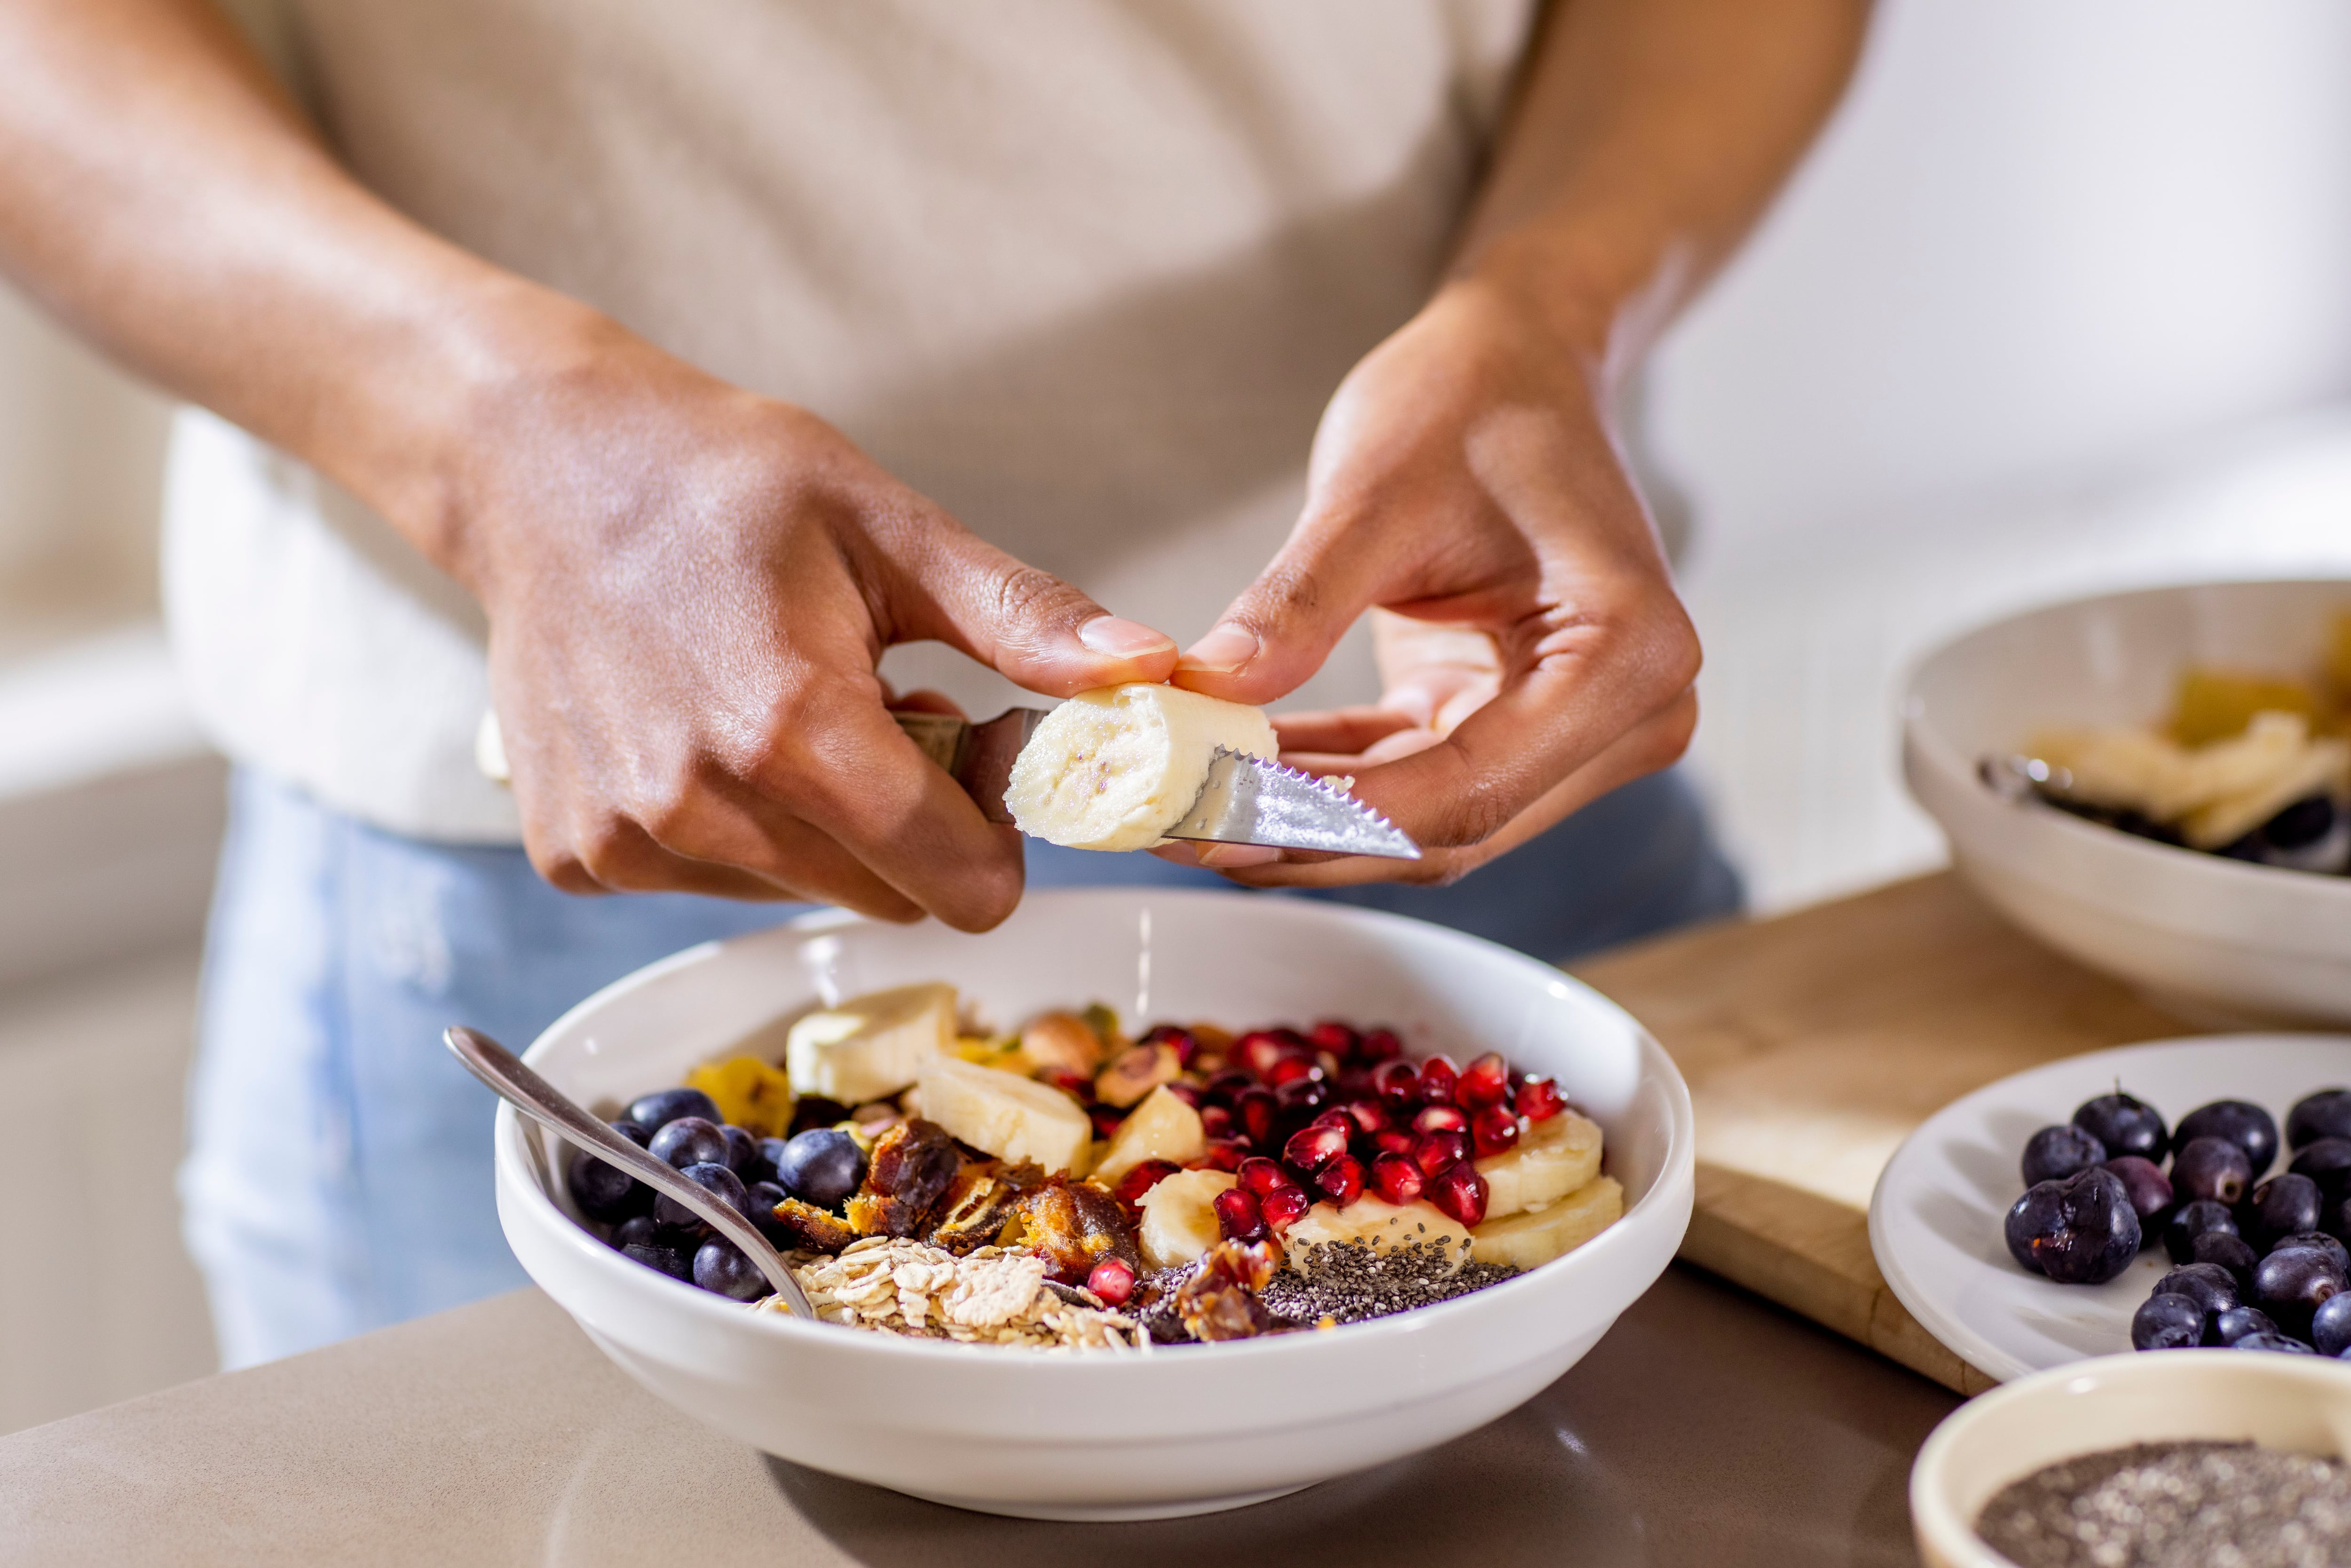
left=1911, top=1350, right=2351, bottom=1568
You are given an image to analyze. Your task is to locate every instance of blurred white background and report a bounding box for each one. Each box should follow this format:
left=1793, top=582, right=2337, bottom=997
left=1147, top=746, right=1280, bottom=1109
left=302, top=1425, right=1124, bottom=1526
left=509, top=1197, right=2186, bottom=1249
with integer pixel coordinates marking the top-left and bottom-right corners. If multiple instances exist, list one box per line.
left=3, top=0, right=2351, bottom=1430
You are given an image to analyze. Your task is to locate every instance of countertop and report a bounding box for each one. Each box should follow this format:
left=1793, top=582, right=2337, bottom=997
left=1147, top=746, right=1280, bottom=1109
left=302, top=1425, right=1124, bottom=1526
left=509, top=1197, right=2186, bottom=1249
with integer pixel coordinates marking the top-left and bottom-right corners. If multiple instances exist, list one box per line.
left=0, top=1266, right=1956, bottom=1567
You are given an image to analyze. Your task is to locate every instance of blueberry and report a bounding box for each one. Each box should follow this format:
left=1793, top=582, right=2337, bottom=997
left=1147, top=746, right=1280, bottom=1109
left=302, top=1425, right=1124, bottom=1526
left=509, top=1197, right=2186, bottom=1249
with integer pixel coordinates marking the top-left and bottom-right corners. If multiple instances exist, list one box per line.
left=720, top=1124, right=759, bottom=1175
left=648, top=1116, right=730, bottom=1171
left=2290, top=1138, right=2351, bottom=1205
left=2132, top=1292, right=2207, bottom=1351
left=625, top=1087, right=722, bottom=1133
left=2163, top=1199, right=2239, bottom=1264
left=610, top=1214, right=663, bottom=1250
left=2172, top=1136, right=2255, bottom=1206
left=2254, top=1245, right=2348, bottom=1337
left=2272, top=1231, right=2351, bottom=1274
left=775, top=1127, right=867, bottom=1210
left=652, top=1161, right=754, bottom=1230
left=2242, top=1174, right=2325, bottom=1250
left=2234, top=1331, right=2319, bottom=1354
left=567, top=1149, right=646, bottom=1222
left=2173, top=1100, right=2279, bottom=1174
left=692, top=1238, right=770, bottom=1301
left=2153, top=1262, right=2239, bottom=1318
left=2004, top=1167, right=2141, bottom=1284
left=746, top=1180, right=789, bottom=1245
left=2191, top=1231, right=2261, bottom=1291
left=787, top=1096, right=852, bottom=1137
left=2073, top=1091, right=2167, bottom=1163
left=610, top=1119, right=653, bottom=1149
left=2213, top=1305, right=2280, bottom=1346
left=620, top=1241, right=694, bottom=1282
left=2289, top=1091, right=2351, bottom=1152
left=2314, top=1293, right=2351, bottom=1357
left=2022, top=1125, right=2106, bottom=1186
left=2104, top=1156, right=2173, bottom=1233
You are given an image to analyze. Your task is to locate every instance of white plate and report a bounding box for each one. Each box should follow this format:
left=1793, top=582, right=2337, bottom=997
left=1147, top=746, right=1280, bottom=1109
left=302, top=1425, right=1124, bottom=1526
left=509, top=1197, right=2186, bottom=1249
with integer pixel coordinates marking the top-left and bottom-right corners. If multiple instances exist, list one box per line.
left=1870, top=1033, right=2351, bottom=1383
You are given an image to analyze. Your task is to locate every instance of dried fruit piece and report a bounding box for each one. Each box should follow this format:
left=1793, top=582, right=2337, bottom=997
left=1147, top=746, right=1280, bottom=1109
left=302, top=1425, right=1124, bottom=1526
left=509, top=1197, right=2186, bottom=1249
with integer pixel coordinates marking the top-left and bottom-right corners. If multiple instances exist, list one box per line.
left=1015, top=1179, right=1141, bottom=1284
left=923, top=1165, right=1019, bottom=1256
left=1175, top=1239, right=1280, bottom=1341
left=843, top=1119, right=961, bottom=1237
left=770, top=1195, right=860, bottom=1253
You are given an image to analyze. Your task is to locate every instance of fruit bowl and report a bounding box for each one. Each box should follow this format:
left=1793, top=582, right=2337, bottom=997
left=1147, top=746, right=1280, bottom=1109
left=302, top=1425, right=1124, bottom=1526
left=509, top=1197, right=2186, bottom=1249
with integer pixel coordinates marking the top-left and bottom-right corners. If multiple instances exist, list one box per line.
left=1903, top=578, right=2351, bottom=1024
left=493, top=888, right=1693, bottom=1520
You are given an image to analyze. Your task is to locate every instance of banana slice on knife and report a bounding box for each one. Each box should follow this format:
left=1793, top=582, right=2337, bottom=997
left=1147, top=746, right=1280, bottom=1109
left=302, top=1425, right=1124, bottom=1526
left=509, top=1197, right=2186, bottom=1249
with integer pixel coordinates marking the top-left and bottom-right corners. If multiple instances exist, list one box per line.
left=1005, top=683, right=1278, bottom=851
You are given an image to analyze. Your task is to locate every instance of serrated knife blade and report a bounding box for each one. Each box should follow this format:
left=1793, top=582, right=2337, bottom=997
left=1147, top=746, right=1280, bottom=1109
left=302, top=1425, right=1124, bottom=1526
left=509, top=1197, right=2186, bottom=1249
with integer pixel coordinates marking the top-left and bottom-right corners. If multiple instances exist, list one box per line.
left=1162, top=748, right=1421, bottom=860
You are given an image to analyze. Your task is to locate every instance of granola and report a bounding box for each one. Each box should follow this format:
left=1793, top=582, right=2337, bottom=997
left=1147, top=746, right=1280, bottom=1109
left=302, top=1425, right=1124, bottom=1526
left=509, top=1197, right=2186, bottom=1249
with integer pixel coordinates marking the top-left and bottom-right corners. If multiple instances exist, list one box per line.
left=760, top=1237, right=1146, bottom=1351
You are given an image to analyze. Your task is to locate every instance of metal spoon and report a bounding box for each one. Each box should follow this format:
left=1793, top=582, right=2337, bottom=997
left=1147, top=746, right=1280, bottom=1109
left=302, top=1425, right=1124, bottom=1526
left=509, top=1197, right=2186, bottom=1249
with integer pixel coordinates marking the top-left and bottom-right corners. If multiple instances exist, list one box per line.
left=443, top=1025, right=817, bottom=1318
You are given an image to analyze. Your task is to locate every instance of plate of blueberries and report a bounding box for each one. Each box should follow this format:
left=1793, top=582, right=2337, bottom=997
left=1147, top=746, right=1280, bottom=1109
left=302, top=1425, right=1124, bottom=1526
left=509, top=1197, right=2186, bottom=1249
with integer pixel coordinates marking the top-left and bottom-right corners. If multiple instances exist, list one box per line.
left=1870, top=1034, right=2351, bottom=1382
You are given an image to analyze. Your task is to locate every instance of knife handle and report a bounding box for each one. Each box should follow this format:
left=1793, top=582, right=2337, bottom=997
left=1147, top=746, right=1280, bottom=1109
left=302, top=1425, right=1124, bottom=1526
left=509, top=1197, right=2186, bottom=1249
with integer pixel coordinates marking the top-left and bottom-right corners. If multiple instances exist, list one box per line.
left=891, top=708, right=1047, bottom=823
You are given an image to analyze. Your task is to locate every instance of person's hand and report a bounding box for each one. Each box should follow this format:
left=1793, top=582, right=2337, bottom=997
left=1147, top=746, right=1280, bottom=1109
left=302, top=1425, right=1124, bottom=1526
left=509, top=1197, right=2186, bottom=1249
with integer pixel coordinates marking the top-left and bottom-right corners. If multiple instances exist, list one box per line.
left=1163, top=275, right=1700, bottom=886
left=452, top=323, right=1178, bottom=929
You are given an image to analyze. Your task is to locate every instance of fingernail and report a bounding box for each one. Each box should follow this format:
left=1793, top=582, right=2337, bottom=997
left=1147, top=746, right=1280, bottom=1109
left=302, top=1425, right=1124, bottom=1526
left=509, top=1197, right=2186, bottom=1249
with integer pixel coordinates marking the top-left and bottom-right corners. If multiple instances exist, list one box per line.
left=1079, top=615, right=1178, bottom=660
left=1178, top=623, right=1258, bottom=674
left=1198, top=843, right=1283, bottom=868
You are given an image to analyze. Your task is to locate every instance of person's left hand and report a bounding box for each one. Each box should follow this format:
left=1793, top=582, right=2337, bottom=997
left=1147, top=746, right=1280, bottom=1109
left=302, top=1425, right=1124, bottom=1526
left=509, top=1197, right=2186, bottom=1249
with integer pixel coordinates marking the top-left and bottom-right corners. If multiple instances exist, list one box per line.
left=1162, top=274, right=1701, bottom=886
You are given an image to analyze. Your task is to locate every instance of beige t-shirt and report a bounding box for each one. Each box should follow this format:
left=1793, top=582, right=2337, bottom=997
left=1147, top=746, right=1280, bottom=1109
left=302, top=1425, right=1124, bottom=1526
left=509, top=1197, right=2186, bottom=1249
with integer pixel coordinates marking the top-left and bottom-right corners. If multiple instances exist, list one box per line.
left=166, top=0, right=1538, bottom=841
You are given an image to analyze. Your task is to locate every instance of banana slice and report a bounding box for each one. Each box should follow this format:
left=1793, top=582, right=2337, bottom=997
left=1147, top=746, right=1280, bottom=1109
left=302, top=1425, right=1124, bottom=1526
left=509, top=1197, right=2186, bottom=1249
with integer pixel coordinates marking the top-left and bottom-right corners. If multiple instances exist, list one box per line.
left=1004, top=683, right=1278, bottom=851
left=1469, top=1176, right=1624, bottom=1270
left=1280, top=1195, right=1472, bottom=1268
left=1475, top=1110, right=1604, bottom=1221
left=1091, top=1085, right=1206, bottom=1185
left=784, top=983, right=956, bottom=1103
left=915, top=1056, right=1094, bottom=1175
left=1136, top=1168, right=1236, bottom=1270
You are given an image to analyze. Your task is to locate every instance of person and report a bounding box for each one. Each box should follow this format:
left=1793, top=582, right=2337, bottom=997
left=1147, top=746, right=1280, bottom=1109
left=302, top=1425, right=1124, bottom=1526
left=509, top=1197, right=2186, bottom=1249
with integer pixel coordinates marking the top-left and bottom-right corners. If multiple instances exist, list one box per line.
left=0, top=0, right=1868, bottom=1366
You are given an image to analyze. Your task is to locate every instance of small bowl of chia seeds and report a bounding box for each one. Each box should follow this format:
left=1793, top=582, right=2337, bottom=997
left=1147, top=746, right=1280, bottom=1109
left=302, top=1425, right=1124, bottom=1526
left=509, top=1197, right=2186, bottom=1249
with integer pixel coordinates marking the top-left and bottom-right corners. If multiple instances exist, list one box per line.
left=1911, top=1349, right=2351, bottom=1568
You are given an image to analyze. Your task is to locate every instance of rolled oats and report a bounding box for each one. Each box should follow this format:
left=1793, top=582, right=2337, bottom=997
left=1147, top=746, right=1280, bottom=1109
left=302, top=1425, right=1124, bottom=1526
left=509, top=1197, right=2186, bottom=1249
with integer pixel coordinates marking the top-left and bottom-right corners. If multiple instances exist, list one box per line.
left=761, top=1239, right=1144, bottom=1352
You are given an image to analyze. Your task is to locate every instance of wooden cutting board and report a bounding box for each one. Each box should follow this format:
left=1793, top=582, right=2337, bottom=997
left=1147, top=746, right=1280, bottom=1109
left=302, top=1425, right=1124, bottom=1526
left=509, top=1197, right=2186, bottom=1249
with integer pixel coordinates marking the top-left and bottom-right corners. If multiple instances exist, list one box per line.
left=1570, top=872, right=2193, bottom=1395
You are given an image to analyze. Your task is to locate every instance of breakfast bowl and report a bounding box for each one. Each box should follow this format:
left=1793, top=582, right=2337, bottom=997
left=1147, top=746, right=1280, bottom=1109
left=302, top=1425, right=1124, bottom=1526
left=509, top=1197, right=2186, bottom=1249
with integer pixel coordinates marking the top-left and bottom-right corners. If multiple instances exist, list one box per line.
left=1903, top=578, right=2351, bottom=1025
left=492, top=887, right=1694, bottom=1520
left=1910, top=1349, right=2351, bottom=1568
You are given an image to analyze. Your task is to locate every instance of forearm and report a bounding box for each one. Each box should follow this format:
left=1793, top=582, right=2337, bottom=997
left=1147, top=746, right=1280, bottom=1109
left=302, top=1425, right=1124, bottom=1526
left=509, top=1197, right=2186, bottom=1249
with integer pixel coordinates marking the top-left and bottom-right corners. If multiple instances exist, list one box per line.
left=0, top=0, right=599, bottom=579
left=1458, top=0, right=1870, bottom=373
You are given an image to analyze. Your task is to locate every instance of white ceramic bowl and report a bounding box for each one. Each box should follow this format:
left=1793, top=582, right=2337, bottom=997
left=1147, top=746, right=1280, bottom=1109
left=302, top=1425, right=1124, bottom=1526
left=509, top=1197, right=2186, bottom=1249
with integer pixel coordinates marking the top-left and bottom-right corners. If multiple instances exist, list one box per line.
left=1904, top=578, right=2351, bottom=1025
left=493, top=888, right=1694, bottom=1521
left=1911, top=1349, right=2351, bottom=1568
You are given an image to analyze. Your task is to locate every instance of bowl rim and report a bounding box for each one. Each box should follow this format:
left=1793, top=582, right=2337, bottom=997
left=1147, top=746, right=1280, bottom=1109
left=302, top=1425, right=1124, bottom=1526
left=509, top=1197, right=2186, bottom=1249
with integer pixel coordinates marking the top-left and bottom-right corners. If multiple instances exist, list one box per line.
left=1909, top=1348, right=2351, bottom=1567
left=494, top=886, right=1697, bottom=1368
left=1901, top=574, right=2351, bottom=907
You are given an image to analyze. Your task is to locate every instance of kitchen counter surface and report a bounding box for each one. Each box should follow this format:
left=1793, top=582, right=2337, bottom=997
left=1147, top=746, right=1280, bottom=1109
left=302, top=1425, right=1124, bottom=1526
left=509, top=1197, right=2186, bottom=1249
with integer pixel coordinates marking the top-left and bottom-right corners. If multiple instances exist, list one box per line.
left=0, top=1264, right=1956, bottom=1567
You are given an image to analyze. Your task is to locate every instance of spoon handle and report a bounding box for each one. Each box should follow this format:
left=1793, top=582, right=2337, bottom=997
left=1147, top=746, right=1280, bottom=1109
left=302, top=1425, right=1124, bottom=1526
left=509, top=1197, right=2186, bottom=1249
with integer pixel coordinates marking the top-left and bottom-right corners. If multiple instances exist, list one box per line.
left=444, top=1025, right=816, bottom=1318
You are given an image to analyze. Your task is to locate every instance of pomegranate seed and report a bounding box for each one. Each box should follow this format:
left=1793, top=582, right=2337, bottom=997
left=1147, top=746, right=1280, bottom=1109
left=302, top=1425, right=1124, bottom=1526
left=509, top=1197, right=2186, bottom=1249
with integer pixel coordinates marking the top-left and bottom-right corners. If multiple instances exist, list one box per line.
left=1112, top=1159, right=1182, bottom=1208
left=1414, top=1104, right=1470, bottom=1135
left=1359, top=1027, right=1403, bottom=1064
left=1458, top=1052, right=1510, bottom=1110
left=1372, top=1060, right=1420, bottom=1104
left=1371, top=1150, right=1425, bottom=1205
left=1205, top=1070, right=1255, bottom=1104
left=1049, top=1069, right=1093, bottom=1098
left=1236, top=1156, right=1290, bottom=1197
left=1215, top=1186, right=1268, bottom=1242
left=1141, top=1024, right=1198, bottom=1067
left=1335, top=1066, right=1376, bottom=1101
left=1089, top=1103, right=1126, bottom=1139
left=1086, top=1256, right=1137, bottom=1306
left=1284, top=1122, right=1350, bottom=1170
left=1236, top=1089, right=1278, bottom=1147
left=1341, top=1098, right=1391, bottom=1135
left=1517, top=1076, right=1567, bottom=1121
left=1239, top=1031, right=1302, bottom=1079
left=1314, top=1049, right=1344, bottom=1081
left=1471, top=1104, right=1521, bottom=1158
left=1260, top=1183, right=1310, bottom=1234
left=1315, top=1153, right=1365, bottom=1207
left=1274, top=1078, right=1330, bottom=1116
left=1429, top=1161, right=1489, bottom=1228
left=1417, top=1054, right=1459, bottom=1105
left=1264, top=1054, right=1318, bottom=1088
left=1307, top=1021, right=1357, bottom=1057
left=1194, top=1138, right=1249, bottom=1172
left=1412, top=1129, right=1470, bottom=1177
left=1198, top=1104, right=1234, bottom=1139
left=1374, top=1127, right=1418, bottom=1157
left=1160, top=1080, right=1202, bottom=1109
left=1311, top=1108, right=1354, bottom=1132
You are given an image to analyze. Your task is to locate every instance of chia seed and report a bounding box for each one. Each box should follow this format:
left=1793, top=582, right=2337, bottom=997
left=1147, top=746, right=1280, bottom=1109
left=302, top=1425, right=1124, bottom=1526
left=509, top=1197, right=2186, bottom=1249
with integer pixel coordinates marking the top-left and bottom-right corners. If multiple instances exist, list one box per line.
left=1976, top=1440, right=2351, bottom=1568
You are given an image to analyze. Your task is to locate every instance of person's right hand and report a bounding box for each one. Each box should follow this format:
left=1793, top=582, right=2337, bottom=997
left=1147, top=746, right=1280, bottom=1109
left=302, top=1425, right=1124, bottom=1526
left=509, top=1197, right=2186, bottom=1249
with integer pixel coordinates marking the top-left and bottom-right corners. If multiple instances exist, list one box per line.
left=448, top=321, right=1178, bottom=930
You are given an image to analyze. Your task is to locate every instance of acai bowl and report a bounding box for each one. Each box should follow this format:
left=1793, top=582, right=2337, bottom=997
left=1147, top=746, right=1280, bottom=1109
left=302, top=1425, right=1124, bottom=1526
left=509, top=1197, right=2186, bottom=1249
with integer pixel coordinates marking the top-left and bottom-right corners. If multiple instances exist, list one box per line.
left=493, top=888, right=1693, bottom=1519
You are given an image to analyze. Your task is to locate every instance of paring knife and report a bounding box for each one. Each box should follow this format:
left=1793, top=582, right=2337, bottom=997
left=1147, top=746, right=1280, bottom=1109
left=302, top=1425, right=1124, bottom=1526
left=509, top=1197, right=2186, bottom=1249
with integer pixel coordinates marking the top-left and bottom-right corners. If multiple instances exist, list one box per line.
left=895, top=709, right=1421, bottom=860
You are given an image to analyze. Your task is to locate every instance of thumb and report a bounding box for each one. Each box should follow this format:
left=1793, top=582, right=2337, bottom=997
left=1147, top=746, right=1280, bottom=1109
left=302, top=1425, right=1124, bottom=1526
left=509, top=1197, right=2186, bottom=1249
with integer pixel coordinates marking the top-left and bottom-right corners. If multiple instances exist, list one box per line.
left=1171, top=527, right=1381, bottom=706
left=903, top=530, right=1178, bottom=697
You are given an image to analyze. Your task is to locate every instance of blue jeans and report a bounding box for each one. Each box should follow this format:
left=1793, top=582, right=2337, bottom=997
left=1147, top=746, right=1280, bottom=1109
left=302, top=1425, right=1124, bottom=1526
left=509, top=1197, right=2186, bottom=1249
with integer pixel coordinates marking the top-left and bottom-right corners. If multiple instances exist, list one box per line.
left=182, top=767, right=1739, bottom=1368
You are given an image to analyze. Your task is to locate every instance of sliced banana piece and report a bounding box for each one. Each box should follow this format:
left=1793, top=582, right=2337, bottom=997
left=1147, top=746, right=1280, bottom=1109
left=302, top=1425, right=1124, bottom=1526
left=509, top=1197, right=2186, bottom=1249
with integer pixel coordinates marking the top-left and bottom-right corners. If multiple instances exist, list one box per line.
left=915, top=1056, right=1094, bottom=1175
left=1475, top=1110, right=1604, bottom=1221
left=1280, top=1195, right=1471, bottom=1268
left=1470, top=1176, right=1624, bottom=1270
left=1090, top=1085, right=1206, bottom=1186
left=1004, top=683, right=1278, bottom=851
left=784, top=983, right=956, bottom=1103
left=1136, top=1168, right=1236, bottom=1270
